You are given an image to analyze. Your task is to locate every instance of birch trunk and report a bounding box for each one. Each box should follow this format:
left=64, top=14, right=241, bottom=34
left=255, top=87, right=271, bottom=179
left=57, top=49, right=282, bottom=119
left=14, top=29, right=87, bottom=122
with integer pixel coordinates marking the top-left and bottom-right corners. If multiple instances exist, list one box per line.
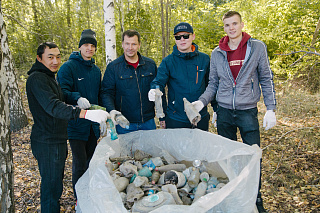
left=104, top=0, right=117, bottom=65
left=0, top=3, right=15, bottom=211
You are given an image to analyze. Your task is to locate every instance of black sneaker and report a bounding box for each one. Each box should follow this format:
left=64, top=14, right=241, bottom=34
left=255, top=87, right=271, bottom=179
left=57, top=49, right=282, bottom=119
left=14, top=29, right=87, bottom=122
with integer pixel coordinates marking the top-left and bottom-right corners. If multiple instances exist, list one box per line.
left=256, top=198, right=268, bottom=213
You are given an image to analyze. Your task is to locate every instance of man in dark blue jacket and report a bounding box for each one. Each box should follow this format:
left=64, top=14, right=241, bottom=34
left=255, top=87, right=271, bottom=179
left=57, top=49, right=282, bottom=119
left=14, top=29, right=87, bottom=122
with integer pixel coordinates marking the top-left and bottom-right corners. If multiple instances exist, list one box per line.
left=149, top=22, right=212, bottom=130
left=101, top=30, right=165, bottom=133
left=26, top=42, right=109, bottom=212
left=56, top=29, right=103, bottom=199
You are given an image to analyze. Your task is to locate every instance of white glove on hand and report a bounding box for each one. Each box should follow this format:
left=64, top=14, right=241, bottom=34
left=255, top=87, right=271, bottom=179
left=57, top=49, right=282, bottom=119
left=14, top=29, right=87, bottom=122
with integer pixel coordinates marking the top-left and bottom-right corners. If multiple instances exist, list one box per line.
left=110, top=110, right=122, bottom=125
left=191, top=100, right=204, bottom=112
left=212, top=111, right=217, bottom=127
left=84, top=110, right=110, bottom=123
left=77, top=97, right=91, bottom=109
left=148, top=89, right=156, bottom=101
left=100, top=121, right=107, bottom=136
left=263, top=110, right=276, bottom=130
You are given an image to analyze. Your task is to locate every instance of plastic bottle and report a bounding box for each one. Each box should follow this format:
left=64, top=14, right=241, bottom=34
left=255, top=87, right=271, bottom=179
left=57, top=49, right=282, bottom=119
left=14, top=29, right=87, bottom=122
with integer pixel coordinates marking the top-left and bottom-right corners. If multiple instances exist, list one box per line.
left=138, top=166, right=152, bottom=177
left=156, top=164, right=186, bottom=172
left=207, top=176, right=219, bottom=189
left=183, top=98, right=201, bottom=126
left=200, top=172, right=209, bottom=182
left=150, top=157, right=163, bottom=167
left=107, top=119, right=118, bottom=140
left=151, top=171, right=160, bottom=184
left=188, top=168, right=200, bottom=188
left=155, top=85, right=165, bottom=118
left=193, top=182, right=207, bottom=203
left=113, top=177, right=129, bottom=192
left=143, top=159, right=156, bottom=170
left=115, top=114, right=130, bottom=129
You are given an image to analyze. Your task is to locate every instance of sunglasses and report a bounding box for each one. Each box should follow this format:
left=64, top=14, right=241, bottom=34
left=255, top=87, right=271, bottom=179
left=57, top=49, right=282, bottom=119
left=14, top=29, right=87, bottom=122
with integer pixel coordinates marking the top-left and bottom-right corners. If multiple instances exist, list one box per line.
left=174, top=34, right=191, bottom=40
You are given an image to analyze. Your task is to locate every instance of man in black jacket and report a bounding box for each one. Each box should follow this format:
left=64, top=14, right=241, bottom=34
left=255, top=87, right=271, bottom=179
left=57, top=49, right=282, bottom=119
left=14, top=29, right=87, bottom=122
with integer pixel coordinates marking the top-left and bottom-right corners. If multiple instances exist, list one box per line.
left=26, top=42, right=109, bottom=213
left=101, top=30, right=166, bottom=133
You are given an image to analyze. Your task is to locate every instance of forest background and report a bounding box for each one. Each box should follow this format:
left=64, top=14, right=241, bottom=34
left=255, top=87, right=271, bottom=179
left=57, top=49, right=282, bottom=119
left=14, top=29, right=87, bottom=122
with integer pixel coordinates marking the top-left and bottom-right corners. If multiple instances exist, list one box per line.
left=1, top=0, right=320, bottom=212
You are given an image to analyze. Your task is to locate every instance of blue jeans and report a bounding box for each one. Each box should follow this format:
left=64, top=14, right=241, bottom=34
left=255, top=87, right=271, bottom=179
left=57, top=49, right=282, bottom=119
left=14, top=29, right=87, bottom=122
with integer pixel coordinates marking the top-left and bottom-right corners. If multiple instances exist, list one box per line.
left=216, top=106, right=262, bottom=198
left=31, top=141, right=67, bottom=213
left=69, top=127, right=97, bottom=198
left=216, top=106, right=260, bottom=146
left=116, top=118, right=156, bottom=134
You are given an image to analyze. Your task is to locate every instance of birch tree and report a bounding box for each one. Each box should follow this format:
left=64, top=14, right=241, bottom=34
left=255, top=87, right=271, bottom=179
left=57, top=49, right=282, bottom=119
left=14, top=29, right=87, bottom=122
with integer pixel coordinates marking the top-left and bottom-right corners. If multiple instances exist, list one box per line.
left=0, top=1, right=15, bottom=211
left=104, top=0, right=117, bottom=65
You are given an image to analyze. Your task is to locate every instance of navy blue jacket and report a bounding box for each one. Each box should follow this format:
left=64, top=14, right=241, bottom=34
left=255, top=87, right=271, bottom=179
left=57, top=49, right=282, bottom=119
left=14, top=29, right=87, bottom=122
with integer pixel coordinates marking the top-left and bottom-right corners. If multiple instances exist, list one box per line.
left=57, top=52, right=102, bottom=140
left=26, top=60, right=81, bottom=144
left=151, top=43, right=211, bottom=123
left=101, top=53, right=164, bottom=123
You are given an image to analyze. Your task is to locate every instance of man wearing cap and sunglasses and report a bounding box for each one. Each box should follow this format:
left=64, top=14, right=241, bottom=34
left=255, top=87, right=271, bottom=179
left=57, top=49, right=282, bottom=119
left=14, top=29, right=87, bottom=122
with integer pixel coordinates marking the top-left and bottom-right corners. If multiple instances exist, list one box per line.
left=149, top=22, right=213, bottom=130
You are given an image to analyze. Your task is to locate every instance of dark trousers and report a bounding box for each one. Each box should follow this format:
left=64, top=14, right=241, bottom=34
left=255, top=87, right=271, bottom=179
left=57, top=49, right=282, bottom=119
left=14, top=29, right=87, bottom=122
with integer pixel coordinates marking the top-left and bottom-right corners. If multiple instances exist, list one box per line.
left=31, top=141, right=67, bottom=213
left=165, top=114, right=210, bottom=131
left=216, top=106, right=262, bottom=198
left=69, top=127, right=97, bottom=198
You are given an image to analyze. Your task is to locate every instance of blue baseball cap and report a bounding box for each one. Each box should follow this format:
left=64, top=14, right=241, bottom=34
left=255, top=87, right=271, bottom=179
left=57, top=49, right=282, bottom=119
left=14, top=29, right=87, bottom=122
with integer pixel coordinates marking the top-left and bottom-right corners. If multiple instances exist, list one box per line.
left=173, top=22, right=193, bottom=35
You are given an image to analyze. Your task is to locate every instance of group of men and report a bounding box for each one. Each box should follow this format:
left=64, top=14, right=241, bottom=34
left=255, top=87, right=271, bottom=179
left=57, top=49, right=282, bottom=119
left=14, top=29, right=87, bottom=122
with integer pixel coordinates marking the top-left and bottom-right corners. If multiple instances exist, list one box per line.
left=27, top=11, right=276, bottom=213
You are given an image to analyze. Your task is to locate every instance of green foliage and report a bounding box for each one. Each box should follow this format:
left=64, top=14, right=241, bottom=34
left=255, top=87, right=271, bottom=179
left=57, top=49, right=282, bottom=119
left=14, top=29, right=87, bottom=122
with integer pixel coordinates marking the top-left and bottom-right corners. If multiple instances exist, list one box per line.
left=3, top=0, right=320, bottom=91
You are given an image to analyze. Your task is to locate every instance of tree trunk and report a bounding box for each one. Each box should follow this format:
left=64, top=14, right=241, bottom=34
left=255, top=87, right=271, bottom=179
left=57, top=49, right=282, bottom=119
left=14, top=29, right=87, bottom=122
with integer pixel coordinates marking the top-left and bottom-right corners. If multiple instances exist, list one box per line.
left=104, top=0, right=117, bottom=65
left=0, top=3, right=15, bottom=212
left=311, top=17, right=320, bottom=48
left=160, top=0, right=166, bottom=59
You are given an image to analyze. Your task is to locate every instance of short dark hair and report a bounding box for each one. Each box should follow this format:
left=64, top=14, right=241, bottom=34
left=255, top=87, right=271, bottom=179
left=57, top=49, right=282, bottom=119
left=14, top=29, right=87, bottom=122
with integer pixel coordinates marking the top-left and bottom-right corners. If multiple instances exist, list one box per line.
left=222, top=11, right=242, bottom=22
left=37, top=42, right=59, bottom=59
left=122, top=30, right=141, bottom=43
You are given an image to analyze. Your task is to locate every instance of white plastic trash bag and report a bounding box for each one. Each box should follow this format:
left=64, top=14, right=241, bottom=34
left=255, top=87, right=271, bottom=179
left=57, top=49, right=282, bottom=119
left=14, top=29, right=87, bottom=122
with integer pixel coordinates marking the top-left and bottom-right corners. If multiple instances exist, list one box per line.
left=76, top=129, right=262, bottom=213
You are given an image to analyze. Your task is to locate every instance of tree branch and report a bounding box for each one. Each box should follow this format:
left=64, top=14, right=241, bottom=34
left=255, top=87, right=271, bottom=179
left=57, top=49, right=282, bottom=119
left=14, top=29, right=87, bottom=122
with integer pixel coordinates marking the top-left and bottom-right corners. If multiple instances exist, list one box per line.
left=275, top=50, right=320, bottom=57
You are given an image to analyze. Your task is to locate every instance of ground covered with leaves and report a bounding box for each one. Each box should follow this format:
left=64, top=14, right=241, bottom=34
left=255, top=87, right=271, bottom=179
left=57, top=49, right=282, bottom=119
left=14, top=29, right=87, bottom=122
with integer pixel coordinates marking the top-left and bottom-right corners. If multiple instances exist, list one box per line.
left=12, top=81, right=319, bottom=212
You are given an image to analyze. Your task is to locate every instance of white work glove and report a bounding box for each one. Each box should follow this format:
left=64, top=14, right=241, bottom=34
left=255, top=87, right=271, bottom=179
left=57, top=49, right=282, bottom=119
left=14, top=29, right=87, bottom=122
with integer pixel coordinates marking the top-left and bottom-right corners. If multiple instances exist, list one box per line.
left=212, top=111, right=217, bottom=127
left=77, top=97, right=91, bottom=109
left=191, top=100, right=204, bottom=112
left=84, top=110, right=110, bottom=123
left=110, top=110, right=122, bottom=125
left=100, top=121, right=107, bottom=136
left=263, top=110, right=276, bottom=130
left=148, top=89, right=163, bottom=102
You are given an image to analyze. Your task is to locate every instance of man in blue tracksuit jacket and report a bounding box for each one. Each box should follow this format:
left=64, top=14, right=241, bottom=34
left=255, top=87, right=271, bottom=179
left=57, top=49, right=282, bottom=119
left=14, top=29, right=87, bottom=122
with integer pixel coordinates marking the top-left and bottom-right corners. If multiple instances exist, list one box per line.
left=149, top=22, right=212, bottom=130
left=101, top=30, right=166, bottom=134
left=56, top=29, right=103, bottom=199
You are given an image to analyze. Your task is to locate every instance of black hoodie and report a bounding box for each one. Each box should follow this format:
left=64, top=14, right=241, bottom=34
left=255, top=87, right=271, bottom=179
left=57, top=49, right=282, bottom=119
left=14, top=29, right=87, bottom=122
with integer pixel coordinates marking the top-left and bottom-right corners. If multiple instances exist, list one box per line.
left=26, top=60, right=81, bottom=144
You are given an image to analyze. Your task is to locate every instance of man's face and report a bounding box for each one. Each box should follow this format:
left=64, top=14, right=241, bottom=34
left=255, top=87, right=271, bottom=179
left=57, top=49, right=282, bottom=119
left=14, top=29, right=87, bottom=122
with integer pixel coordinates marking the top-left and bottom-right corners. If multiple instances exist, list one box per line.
left=37, top=47, right=61, bottom=72
left=122, top=35, right=140, bottom=59
left=79, top=43, right=96, bottom=60
left=174, top=31, right=195, bottom=53
left=223, top=15, right=244, bottom=40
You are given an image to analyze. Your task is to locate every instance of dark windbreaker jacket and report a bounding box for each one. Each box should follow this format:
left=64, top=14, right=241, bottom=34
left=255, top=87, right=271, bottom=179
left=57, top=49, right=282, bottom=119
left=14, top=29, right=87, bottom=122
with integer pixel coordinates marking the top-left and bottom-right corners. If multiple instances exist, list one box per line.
left=56, top=51, right=102, bottom=140
left=26, top=60, right=81, bottom=144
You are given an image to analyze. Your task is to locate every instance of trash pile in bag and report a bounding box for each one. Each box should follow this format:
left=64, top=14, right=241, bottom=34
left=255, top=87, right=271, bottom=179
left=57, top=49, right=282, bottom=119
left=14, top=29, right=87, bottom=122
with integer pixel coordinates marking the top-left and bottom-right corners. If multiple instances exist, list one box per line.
left=106, top=149, right=229, bottom=212
left=76, top=129, right=262, bottom=213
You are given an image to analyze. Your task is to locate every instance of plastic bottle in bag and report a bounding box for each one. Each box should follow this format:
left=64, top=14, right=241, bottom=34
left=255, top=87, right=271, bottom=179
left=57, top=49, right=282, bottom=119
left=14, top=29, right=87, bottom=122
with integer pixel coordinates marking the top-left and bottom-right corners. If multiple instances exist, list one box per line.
left=151, top=171, right=160, bottom=184
left=155, top=85, right=165, bottom=118
left=107, top=119, right=118, bottom=140
left=193, top=182, right=207, bottom=203
left=200, top=172, right=209, bottom=182
left=164, top=170, right=186, bottom=188
left=188, top=168, right=200, bottom=188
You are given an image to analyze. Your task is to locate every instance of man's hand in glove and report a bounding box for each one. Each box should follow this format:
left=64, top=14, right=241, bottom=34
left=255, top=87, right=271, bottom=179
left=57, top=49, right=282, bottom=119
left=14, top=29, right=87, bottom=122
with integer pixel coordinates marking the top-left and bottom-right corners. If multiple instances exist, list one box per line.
left=100, top=121, right=107, bottom=136
left=191, top=100, right=204, bottom=112
left=263, top=110, right=276, bottom=130
left=110, top=110, right=122, bottom=125
left=148, top=89, right=163, bottom=102
left=77, top=97, right=91, bottom=109
left=83, top=110, right=110, bottom=123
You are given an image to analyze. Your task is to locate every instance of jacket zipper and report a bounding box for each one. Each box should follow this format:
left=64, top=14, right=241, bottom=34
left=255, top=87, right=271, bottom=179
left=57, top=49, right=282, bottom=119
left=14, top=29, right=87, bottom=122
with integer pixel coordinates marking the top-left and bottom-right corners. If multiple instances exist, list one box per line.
left=120, top=96, right=122, bottom=111
left=251, top=78, right=254, bottom=97
left=134, top=68, right=144, bottom=123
